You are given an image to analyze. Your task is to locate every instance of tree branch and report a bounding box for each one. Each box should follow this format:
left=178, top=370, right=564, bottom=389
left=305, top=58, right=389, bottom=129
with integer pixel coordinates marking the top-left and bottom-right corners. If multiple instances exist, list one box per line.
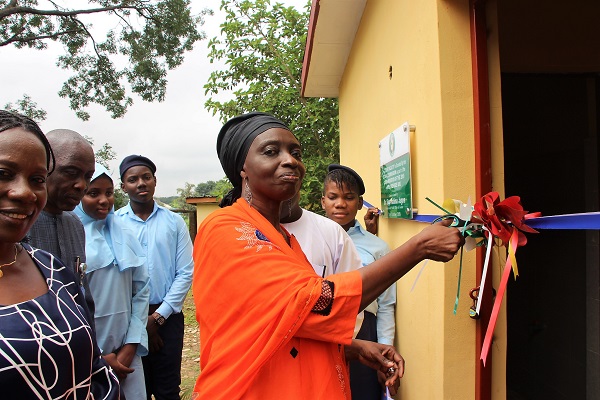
left=0, top=15, right=26, bottom=46
left=0, top=5, right=147, bottom=19
left=70, top=16, right=102, bottom=57
left=0, top=28, right=81, bottom=47
left=113, top=9, right=135, bottom=31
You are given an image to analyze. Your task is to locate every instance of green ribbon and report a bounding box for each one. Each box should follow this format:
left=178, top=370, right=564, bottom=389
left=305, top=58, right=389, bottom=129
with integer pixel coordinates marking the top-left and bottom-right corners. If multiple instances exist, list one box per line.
left=425, top=197, right=480, bottom=314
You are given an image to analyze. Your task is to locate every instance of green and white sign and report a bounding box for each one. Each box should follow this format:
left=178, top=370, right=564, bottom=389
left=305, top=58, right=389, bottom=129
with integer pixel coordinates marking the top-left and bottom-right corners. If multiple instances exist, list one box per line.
left=380, top=122, right=413, bottom=219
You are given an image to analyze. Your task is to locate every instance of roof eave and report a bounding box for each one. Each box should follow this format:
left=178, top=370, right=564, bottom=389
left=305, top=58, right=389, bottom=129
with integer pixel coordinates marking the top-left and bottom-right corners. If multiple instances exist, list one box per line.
left=301, top=0, right=367, bottom=98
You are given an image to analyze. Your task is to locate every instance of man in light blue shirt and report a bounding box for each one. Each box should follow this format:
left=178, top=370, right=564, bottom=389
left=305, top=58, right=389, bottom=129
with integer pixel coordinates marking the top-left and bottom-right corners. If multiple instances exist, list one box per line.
left=116, top=155, right=193, bottom=400
left=322, top=164, right=396, bottom=400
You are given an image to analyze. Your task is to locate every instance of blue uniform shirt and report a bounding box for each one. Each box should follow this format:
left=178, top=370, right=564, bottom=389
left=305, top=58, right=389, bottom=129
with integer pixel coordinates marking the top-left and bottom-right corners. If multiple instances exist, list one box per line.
left=115, top=201, right=193, bottom=319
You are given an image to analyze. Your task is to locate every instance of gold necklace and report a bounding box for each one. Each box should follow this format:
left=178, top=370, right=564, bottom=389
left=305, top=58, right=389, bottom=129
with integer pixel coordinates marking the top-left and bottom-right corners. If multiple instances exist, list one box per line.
left=0, top=244, right=18, bottom=278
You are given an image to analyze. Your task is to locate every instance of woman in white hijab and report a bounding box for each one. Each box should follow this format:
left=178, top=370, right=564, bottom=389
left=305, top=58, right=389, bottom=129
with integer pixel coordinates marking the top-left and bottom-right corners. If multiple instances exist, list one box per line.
left=75, top=162, right=150, bottom=399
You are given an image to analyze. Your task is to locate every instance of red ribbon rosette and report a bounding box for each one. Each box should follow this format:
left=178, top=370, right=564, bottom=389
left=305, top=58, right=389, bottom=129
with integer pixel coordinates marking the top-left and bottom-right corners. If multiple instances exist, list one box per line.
left=472, top=191, right=538, bottom=247
left=472, top=192, right=539, bottom=365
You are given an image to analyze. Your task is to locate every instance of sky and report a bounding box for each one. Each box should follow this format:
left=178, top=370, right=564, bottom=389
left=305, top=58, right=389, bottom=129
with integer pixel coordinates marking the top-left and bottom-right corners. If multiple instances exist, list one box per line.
left=1, top=0, right=306, bottom=196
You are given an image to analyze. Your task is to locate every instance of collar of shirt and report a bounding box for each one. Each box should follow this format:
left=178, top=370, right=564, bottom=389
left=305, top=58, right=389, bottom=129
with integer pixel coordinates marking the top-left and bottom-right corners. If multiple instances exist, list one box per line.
left=347, top=219, right=366, bottom=236
left=120, top=201, right=161, bottom=222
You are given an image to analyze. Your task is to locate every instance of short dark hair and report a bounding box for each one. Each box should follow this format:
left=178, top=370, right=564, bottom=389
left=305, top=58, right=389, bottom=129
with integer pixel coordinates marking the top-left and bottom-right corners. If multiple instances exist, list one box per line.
left=0, top=110, right=55, bottom=174
left=323, top=168, right=362, bottom=196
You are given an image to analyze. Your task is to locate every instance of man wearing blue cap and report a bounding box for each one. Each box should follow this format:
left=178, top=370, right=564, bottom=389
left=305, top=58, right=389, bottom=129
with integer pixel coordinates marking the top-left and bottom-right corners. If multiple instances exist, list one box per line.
left=115, top=155, right=193, bottom=400
left=322, top=164, right=397, bottom=400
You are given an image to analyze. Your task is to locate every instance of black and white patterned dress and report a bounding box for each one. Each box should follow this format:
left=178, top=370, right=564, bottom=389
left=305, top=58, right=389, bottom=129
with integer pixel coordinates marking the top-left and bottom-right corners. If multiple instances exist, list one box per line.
left=0, top=244, right=120, bottom=399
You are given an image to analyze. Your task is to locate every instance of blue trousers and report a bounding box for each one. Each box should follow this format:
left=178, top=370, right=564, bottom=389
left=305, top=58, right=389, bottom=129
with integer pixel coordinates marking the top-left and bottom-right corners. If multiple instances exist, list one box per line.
left=143, top=312, right=184, bottom=400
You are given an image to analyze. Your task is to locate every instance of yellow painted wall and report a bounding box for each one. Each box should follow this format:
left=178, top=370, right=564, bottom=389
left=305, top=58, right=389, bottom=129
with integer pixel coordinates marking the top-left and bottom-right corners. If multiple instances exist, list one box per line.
left=195, top=204, right=220, bottom=231
left=337, top=0, right=482, bottom=398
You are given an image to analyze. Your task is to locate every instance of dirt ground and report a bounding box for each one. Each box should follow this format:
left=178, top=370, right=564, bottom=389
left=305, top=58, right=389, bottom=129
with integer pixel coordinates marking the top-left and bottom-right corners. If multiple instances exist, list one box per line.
left=180, top=289, right=200, bottom=398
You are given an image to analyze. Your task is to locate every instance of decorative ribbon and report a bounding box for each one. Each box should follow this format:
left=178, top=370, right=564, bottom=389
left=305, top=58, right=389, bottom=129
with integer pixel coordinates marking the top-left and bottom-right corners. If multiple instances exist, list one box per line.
left=362, top=199, right=383, bottom=215
left=475, top=228, right=493, bottom=317
left=368, top=195, right=600, bottom=364
left=409, top=199, right=477, bottom=315
left=479, top=226, right=520, bottom=365
left=524, top=211, right=600, bottom=230
left=412, top=211, right=600, bottom=230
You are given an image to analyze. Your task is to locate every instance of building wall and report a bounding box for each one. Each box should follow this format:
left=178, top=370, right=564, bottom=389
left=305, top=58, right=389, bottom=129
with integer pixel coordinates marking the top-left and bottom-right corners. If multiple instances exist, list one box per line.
left=195, top=204, right=220, bottom=231
left=337, top=0, right=485, bottom=398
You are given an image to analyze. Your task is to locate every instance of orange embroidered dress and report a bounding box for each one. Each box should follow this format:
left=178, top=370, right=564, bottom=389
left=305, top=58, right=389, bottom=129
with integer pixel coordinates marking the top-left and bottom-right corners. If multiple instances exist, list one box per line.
left=193, top=199, right=362, bottom=399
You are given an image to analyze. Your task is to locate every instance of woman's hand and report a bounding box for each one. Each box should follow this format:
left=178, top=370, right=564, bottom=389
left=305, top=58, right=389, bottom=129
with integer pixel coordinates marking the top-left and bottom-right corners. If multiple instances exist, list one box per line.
left=377, top=349, right=402, bottom=396
left=415, top=219, right=465, bottom=262
left=103, top=352, right=135, bottom=380
left=345, top=339, right=404, bottom=395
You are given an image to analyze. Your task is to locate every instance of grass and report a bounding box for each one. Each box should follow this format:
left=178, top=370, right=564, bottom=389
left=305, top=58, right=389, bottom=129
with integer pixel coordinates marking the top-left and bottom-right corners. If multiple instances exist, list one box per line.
left=180, top=288, right=200, bottom=398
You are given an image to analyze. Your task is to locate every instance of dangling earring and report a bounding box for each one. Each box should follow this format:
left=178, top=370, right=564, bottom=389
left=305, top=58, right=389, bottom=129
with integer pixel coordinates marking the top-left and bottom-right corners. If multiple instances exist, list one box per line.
left=244, top=179, right=253, bottom=206
left=287, top=198, right=293, bottom=218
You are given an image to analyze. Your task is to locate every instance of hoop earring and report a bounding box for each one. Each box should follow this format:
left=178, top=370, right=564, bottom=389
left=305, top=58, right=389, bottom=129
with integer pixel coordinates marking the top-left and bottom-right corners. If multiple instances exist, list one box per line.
left=244, top=179, right=253, bottom=206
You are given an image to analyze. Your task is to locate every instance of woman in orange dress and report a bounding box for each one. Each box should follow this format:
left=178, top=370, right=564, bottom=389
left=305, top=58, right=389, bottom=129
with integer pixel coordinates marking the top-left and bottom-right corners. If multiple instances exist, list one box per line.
left=193, top=112, right=464, bottom=399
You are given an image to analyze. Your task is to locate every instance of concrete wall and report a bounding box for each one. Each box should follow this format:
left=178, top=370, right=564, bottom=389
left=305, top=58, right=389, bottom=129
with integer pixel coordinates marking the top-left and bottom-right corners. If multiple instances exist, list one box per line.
left=337, top=0, right=482, bottom=398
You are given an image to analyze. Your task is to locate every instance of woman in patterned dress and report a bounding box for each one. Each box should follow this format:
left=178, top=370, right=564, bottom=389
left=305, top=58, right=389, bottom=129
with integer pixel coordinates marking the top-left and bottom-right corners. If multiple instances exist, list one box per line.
left=0, top=110, right=121, bottom=399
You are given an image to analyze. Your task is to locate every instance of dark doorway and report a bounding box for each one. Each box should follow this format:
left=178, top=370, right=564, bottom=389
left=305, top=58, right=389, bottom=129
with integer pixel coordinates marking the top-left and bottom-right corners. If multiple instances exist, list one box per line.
left=502, top=74, right=599, bottom=400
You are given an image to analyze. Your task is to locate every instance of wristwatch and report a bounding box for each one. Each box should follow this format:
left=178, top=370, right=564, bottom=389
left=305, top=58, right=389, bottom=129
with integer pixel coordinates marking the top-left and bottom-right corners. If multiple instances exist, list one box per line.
left=152, top=312, right=166, bottom=326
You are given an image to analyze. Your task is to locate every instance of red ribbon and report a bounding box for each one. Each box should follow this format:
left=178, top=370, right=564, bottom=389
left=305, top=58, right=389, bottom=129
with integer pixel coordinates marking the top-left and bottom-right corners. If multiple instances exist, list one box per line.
left=472, top=192, right=538, bottom=246
left=471, top=192, right=538, bottom=364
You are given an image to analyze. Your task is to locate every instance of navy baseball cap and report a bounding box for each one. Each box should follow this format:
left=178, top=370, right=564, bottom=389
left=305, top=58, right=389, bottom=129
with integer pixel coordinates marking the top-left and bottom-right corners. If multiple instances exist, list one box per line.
left=119, top=155, right=157, bottom=179
left=327, top=164, right=365, bottom=195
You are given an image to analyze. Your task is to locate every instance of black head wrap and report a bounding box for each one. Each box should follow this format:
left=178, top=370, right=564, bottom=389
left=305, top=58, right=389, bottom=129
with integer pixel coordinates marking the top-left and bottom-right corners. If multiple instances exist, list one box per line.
left=216, top=112, right=290, bottom=207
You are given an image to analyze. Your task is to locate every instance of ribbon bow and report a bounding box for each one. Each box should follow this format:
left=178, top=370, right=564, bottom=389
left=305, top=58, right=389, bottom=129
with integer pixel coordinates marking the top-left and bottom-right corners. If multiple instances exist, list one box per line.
left=471, top=192, right=538, bottom=364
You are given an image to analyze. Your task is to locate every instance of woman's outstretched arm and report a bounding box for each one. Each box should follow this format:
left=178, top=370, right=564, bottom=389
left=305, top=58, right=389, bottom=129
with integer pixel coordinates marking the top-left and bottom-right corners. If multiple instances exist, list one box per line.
left=358, top=219, right=463, bottom=310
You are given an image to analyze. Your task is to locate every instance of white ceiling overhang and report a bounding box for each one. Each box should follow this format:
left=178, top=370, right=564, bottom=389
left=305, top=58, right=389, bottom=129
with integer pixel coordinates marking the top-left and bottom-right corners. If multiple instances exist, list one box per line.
left=301, top=0, right=367, bottom=98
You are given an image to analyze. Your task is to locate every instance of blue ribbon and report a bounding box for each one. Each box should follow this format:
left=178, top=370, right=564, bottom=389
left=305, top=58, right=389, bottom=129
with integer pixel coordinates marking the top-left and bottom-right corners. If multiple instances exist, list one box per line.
left=412, top=214, right=439, bottom=223
left=362, top=200, right=383, bottom=214
left=521, top=212, right=600, bottom=230
left=408, top=212, right=600, bottom=230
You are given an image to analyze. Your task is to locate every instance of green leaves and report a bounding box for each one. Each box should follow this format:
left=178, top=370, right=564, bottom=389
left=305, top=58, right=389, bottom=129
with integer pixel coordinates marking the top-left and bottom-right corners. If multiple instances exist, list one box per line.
left=204, top=0, right=339, bottom=211
left=0, top=0, right=211, bottom=119
left=173, top=182, right=197, bottom=210
left=4, top=94, right=47, bottom=122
